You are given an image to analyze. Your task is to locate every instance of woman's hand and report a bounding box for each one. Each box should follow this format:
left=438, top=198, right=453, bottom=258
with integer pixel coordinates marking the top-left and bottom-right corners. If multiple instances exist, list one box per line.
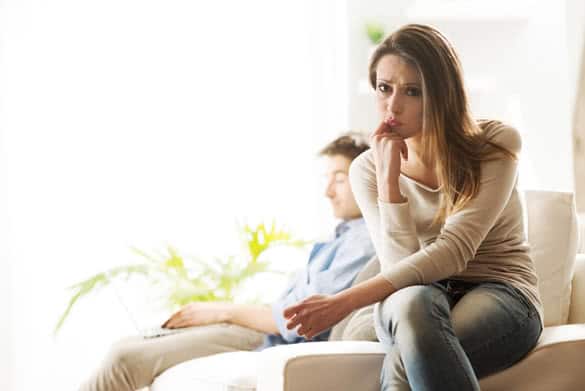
left=371, top=121, right=408, bottom=203
left=283, top=294, right=352, bottom=340
left=162, top=302, right=233, bottom=329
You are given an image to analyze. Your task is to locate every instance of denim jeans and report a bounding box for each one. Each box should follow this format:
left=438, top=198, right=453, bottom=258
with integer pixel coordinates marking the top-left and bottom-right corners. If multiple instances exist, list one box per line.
left=374, top=280, right=542, bottom=391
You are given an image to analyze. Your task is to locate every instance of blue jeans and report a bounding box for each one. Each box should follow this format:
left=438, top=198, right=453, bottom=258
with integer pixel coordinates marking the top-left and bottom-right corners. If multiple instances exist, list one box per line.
left=374, top=280, right=542, bottom=391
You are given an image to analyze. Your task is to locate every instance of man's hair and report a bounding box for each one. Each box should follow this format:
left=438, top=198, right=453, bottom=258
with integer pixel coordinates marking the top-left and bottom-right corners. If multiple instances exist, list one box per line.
left=318, top=131, right=370, bottom=161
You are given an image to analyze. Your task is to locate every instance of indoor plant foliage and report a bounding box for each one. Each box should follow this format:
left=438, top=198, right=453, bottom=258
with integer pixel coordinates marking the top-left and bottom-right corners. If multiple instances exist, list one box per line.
left=365, top=22, right=385, bottom=45
left=54, top=221, right=308, bottom=335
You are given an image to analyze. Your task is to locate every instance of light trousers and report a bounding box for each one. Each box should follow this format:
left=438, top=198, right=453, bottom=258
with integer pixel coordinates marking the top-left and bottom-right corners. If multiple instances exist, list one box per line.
left=78, top=323, right=265, bottom=391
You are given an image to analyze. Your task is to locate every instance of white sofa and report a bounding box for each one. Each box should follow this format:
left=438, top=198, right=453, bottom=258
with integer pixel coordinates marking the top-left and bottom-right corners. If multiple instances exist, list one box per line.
left=151, top=190, right=585, bottom=391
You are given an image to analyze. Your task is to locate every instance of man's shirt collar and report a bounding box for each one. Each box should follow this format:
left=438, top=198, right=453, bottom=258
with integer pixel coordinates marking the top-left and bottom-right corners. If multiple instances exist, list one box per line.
left=335, top=217, right=364, bottom=238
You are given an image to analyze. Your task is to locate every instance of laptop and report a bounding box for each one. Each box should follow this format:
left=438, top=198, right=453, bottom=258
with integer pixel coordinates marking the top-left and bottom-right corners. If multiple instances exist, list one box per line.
left=112, top=281, right=200, bottom=339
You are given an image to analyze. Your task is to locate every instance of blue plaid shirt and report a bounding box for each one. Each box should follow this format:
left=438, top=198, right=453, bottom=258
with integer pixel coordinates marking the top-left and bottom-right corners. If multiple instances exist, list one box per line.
left=258, top=217, right=374, bottom=349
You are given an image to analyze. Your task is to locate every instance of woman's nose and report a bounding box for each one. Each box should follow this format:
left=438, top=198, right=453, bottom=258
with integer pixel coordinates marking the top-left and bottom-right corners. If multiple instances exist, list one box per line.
left=387, top=93, right=403, bottom=115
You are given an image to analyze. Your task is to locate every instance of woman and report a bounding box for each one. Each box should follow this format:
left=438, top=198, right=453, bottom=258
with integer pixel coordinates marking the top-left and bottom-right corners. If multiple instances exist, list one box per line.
left=284, top=24, right=542, bottom=390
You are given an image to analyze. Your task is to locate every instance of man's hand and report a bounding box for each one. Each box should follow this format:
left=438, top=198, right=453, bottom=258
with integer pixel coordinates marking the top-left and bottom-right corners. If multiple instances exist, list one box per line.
left=371, top=121, right=408, bottom=203
left=162, top=302, right=233, bottom=329
left=283, top=294, right=352, bottom=340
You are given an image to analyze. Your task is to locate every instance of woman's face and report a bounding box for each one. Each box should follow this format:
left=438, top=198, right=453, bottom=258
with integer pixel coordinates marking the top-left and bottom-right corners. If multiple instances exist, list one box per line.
left=374, top=54, right=423, bottom=139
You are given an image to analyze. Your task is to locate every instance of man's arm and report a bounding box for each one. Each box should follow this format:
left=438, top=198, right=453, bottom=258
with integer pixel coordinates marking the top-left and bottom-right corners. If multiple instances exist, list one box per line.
left=162, top=301, right=278, bottom=335
left=164, top=234, right=373, bottom=339
left=225, top=303, right=279, bottom=334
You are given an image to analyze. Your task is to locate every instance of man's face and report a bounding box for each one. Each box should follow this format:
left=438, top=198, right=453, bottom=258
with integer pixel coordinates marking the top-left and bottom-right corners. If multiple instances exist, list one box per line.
left=324, top=154, right=362, bottom=220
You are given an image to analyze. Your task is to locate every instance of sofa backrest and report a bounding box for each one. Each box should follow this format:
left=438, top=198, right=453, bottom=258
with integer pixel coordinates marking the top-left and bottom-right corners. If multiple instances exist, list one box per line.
left=569, top=255, right=585, bottom=323
left=523, top=190, right=579, bottom=326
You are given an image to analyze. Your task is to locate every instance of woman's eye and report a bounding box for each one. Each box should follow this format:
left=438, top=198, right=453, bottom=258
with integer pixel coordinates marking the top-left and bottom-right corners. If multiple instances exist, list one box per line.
left=406, top=87, right=421, bottom=97
left=377, top=83, right=390, bottom=93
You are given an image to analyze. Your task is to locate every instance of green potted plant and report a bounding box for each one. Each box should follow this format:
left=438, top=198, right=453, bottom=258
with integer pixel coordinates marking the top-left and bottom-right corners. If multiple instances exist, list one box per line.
left=54, top=221, right=309, bottom=335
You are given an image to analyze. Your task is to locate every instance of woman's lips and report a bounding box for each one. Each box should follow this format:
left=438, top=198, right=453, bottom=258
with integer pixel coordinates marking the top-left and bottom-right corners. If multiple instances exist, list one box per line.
left=385, top=118, right=403, bottom=127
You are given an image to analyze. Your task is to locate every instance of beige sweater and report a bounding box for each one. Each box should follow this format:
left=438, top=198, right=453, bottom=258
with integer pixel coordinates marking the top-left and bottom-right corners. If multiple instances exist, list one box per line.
left=349, top=120, right=543, bottom=325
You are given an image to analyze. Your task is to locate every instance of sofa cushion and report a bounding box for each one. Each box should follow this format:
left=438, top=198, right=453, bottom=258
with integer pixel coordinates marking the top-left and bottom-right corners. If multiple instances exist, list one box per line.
left=524, top=190, right=579, bottom=326
left=569, top=254, right=585, bottom=323
left=257, top=341, right=386, bottom=391
left=479, top=324, right=585, bottom=391
left=150, top=351, right=260, bottom=391
left=578, top=212, right=585, bottom=253
left=265, top=327, right=585, bottom=391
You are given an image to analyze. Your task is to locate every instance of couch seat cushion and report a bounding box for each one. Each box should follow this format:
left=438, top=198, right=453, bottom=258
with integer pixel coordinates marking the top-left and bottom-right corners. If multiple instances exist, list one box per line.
left=480, top=324, right=585, bottom=391
left=150, top=351, right=260, bottom=391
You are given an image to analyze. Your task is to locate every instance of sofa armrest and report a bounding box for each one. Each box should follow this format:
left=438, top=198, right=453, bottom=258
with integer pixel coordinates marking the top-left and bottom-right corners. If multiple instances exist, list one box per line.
left=480, top=324, right=585, bottom=391
left=256, top=341, right=385, bottom=391
left=569, top=253, right=585, bottom=323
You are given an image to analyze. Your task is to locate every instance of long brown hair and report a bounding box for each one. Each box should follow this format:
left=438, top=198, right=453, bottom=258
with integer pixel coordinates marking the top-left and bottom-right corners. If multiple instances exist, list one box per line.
left=368, top=24, right=515, bottom=224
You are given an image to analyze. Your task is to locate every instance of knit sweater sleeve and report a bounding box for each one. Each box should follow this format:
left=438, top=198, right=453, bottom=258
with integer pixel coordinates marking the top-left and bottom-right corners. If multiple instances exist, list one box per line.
left=349, top=150, right=421, bottom=274
left=349, top=122, right=522, bottom=290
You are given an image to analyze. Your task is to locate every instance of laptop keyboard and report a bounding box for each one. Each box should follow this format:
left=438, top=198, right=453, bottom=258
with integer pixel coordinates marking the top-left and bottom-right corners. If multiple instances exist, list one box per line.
left=142, top=326, right=199, bottom=339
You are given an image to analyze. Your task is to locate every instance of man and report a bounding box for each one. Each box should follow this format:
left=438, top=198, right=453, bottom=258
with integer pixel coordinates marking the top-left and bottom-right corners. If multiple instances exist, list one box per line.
left=79, top=132, right=374, bottom=391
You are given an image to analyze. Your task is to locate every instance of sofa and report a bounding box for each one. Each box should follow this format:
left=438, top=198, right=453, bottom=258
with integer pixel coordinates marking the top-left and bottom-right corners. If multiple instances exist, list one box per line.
left=150, top=190, right=585, bottom=391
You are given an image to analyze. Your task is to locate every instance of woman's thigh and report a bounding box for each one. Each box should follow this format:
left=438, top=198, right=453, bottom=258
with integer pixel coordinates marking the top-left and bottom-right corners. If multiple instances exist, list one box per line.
left=374, top=282, right=542, bottom=382
left=374, top=284, right=452, bottom=347
left=450, top=282, right=542, bottom=378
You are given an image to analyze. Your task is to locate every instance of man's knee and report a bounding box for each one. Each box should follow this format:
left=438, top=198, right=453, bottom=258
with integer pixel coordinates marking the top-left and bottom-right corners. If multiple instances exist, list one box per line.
left=78, top=338, right=148, bottom=391
left=103, top=338, right=145, bottom=373
left=341, top=305, right=377, bottom=341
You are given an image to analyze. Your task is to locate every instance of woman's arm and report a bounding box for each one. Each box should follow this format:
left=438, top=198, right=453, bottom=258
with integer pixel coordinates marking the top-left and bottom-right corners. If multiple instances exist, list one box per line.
left=271, top=237, right=374, bottom=342
left=284, top=275, right=397, bottom=340
left=379, top=124, right=522, bottom=290
left=349, top=145, right=421, bottom=272
left=285, top=124, right=523, bottom=340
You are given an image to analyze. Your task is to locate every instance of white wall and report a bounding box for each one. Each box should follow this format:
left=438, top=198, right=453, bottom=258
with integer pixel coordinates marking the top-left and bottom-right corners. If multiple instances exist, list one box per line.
left=0, top=4, right=13, bottom=383
left=0, top=1, right=349, bottom=390
left=566, top=0, right=585, bottom=116
left=0, top=135, right=13, bottom=391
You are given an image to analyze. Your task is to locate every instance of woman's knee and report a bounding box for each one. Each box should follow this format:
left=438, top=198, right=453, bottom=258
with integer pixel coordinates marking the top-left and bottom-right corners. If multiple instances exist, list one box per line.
left=378, top=285, right=448, bottom=339
left=385, top=285, right=445, bottom=319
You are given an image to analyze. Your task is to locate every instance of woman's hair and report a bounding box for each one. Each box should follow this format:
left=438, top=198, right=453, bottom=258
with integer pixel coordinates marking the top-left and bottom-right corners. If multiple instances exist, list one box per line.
left=368, top=24, right=515, bottom=224
left=319, top=131, right=370, bottom=161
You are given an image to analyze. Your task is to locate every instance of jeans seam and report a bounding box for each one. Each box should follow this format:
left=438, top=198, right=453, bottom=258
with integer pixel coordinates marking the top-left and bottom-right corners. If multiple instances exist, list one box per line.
left=430, top=289, right=477, bottom=391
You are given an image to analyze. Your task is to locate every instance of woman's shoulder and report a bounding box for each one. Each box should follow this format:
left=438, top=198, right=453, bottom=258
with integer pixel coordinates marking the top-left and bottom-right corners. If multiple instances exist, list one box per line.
left=349, top=149, right=375, bottom=176
left=476, top=119, right=522, bottom=154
